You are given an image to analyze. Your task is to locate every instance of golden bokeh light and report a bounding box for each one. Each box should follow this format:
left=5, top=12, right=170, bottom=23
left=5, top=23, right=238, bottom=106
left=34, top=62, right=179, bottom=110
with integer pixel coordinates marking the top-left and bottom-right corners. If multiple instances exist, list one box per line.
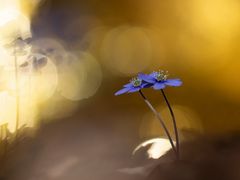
left=36, top=50, right=102, bottom=121
left=0, top=91, right=18, bottom=133
left=0, top=7, right=31, bottom=44
left=79, top=26, right=108, bottom=55
left=100, top=26, right=152, bottom=76
left=58, top=52, right=102, bottom=101
left=31, top=38, right=67, bottom=59
left=0, top=0, right=104, bottom=133
left=28, top=54, right=58, bottom=103
left=0, top=50, right=58, bottom=132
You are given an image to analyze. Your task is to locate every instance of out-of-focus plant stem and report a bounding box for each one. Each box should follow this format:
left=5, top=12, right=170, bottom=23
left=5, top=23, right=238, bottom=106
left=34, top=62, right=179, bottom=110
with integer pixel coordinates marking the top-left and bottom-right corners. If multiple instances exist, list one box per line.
left=14, top=45, right=20, bottom=138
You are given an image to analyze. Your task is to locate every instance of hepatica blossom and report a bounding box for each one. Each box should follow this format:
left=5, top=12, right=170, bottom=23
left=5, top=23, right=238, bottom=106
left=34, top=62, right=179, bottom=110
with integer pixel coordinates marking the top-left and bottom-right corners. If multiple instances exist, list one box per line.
left=115, top=76, right=150, bottom=95
left=115, top=70, right=182, bottom=95
left=139, top=70, right=182, bottom=90
left=114, top=70, right=182, bottom=160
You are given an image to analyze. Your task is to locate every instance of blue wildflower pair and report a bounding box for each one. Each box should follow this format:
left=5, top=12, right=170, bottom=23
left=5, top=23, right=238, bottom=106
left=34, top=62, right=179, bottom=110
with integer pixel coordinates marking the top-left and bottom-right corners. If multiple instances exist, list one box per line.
left=115, top=70, right=182, bottom=95
left=115, top=70, right=182, bottom=160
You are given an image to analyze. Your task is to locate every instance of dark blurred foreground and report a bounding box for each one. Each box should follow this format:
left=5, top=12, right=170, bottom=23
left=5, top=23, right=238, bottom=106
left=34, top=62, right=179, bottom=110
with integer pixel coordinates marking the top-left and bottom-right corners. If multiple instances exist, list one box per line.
left=148, top=133, right=240, bottom=180
left=0, top=114, right=240, bottom=180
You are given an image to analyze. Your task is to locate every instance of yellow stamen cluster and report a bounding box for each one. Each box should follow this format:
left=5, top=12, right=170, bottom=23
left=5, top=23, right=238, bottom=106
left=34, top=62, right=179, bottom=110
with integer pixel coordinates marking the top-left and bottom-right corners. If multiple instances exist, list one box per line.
left=155, top=70, right=168, bottom=81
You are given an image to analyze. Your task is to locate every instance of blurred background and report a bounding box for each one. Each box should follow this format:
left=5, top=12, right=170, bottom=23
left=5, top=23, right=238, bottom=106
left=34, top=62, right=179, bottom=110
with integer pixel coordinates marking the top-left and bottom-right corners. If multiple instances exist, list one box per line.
left=1, top=0, right=240, bottom=179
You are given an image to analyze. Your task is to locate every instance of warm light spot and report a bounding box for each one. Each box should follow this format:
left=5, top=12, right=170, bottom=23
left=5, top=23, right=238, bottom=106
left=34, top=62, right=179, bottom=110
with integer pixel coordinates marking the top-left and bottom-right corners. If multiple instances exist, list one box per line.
left=0, top=8, right=31, bottom=44
left=0, top=8, right=19, bottom=26
left=133, top=138, right=175, bottom=159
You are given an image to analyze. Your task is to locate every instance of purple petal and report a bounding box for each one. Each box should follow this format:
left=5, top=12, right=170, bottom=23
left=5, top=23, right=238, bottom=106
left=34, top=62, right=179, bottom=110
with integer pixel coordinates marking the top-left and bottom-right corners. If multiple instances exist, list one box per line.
left=128, top=87, right=141, bottom=93
left=153, top=82, right=166, bottom=90
left=165, top=79, right=182, bottom=87
left=138, top=73, right=156, bottom=83
left=123, top=82, right=133, bottom=88
left=142, top=82, right=153, bottom=88
left=115, top=87, right=131, bottom=96
left=149, top=72, right=157, bottom=78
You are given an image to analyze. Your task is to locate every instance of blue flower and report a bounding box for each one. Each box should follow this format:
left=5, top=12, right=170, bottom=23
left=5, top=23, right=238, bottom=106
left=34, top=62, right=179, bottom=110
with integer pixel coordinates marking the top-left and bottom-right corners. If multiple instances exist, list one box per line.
left=139, top=70, right=182, bottom=90
left=115, top=76, right=150, bottom=96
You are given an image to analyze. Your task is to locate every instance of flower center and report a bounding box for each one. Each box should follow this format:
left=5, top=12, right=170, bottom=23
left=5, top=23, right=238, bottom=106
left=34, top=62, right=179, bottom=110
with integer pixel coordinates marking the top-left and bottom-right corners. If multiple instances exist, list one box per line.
left=155, top=70, right=168, bottom=81
left=131, top=77, right=142, bottom=87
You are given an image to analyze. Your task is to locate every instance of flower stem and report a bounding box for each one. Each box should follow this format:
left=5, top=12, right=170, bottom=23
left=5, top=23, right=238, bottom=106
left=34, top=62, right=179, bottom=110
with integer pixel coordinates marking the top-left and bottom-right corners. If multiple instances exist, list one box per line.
left=161, top=89, right=180, bottom=158
left=139, top=90, right=178, bottom=159
left=14, top=45, right=20, bottom=138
